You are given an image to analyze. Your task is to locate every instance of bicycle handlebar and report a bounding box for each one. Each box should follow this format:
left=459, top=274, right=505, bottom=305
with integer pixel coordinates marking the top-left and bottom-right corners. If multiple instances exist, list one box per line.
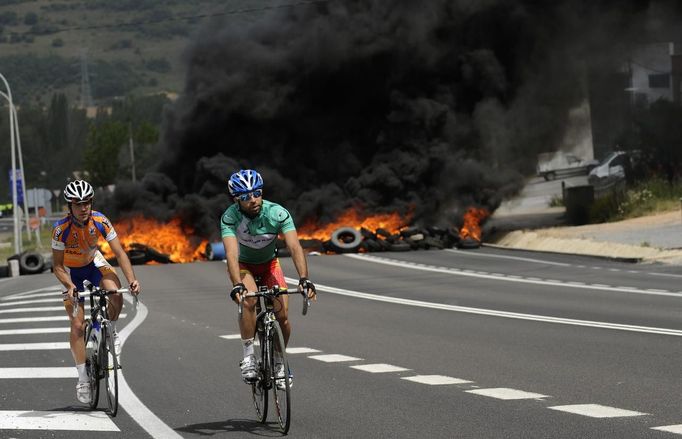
left=237, top=287, right=311, bottom=317
left=68, top=287, right=134, bottom=318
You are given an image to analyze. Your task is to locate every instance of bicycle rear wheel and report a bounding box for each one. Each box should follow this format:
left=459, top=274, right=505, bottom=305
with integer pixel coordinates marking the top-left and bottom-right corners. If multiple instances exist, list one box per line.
left=251, top=327, right=268, bottom=423
left=103, top=323, right=119, bottom=416
left=83, top=321, right=100, bottom=409
left=271, top=321, right=291, bottom=434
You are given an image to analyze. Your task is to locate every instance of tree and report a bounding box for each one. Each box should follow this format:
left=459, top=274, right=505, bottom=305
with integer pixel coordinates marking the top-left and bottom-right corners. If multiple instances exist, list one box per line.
left=84, top=121, right=127, bottom=187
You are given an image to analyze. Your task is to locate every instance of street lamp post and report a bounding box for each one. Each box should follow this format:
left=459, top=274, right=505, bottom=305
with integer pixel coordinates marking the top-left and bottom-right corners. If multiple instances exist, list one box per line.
left=0, top=90, right=31, bottom=242
left=0, top=73, right=20, bottom=254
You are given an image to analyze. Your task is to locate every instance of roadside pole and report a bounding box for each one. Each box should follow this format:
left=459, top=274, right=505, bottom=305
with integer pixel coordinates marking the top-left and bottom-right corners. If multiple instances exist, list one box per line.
left=0, top=73, right=20, bottom=255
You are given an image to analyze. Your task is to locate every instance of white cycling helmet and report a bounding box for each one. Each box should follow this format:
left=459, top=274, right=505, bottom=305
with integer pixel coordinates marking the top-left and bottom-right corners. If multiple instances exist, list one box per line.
left=63, top=180, right=94, bottom=203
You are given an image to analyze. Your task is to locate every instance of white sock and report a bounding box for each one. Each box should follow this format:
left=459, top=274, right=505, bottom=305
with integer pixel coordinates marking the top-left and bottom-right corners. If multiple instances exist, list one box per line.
left=242, top=338, right=254, bottom=358
left=110, top=320, right=117, bottom=333
left=76, top=363, right=88, bottom=383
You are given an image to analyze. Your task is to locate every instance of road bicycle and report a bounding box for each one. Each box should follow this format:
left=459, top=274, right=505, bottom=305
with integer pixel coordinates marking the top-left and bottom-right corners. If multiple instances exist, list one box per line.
left=238, top=281, right=312, bottom=434
left=71, top=281, right=136, bottom=417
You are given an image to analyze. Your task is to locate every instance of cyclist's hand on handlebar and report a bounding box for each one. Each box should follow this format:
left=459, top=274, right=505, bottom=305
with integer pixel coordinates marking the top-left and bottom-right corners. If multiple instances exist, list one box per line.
left=129, top=280, right=141, bottom=296
left=230, top=283, right=247, bottom=304
left=298, top=278, right=317, bottom=301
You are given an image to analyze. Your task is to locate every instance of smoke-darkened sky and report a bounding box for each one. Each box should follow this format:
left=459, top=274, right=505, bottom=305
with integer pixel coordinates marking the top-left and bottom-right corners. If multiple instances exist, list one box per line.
left=116, top=0, right=682, bottom=239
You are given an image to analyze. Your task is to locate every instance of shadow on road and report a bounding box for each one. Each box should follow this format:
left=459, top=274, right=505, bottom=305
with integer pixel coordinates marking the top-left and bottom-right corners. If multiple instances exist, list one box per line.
left=176, top=418, right=284, bottom=436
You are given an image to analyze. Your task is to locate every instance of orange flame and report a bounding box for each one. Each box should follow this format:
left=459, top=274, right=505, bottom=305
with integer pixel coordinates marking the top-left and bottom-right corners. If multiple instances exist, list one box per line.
left=459, top=207, right=490, bottom=241
left=101, top=216, right=208, bottom=263
left=298, top=208, right=412, bottom=240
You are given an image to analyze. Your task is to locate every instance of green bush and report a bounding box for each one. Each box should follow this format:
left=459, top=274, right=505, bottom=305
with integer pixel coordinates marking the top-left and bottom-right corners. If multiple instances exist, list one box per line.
left=589, top=177, right=682, bottom=222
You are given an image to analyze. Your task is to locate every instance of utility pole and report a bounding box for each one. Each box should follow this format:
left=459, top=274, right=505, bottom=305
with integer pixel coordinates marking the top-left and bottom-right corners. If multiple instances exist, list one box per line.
left=128, top=122, right=136, bottom=182
left=79, top=48, right=93, bottom=109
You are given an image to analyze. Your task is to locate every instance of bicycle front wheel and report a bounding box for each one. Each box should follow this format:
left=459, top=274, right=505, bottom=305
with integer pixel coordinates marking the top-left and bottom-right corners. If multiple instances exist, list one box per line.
left=271, top=321, right=291, bottom=434
left=103, top=324, right=119, bottom=416
left=252, top=327, right=268, bottom=423
left=83, top=320, right=100, bottom=410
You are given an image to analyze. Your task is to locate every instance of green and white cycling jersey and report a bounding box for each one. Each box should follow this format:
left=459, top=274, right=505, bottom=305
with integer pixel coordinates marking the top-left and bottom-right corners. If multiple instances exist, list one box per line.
left=220, top=199, right=296, bottom=264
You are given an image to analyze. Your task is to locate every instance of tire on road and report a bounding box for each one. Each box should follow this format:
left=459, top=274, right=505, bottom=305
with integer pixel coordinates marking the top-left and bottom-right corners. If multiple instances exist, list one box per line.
left=19, top=251, right=44, bottom=275
left=329, top=227, right=362, bottom=253
left=389, top=241, right=411, bottom=252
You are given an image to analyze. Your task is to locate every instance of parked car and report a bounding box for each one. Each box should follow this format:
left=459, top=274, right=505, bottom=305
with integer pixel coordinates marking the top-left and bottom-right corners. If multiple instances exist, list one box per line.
left=588, top=151, right=630, bottom=185
left=536, top=152, right=598, bottom=181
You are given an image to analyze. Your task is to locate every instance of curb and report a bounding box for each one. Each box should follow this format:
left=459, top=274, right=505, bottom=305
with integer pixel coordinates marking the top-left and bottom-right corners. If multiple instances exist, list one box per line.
left=481, top=243, right=643, bottom=264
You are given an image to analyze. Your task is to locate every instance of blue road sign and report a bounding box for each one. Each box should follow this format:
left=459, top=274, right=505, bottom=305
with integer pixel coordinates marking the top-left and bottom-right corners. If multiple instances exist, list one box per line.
left=8, top=169, right=24, bottom=205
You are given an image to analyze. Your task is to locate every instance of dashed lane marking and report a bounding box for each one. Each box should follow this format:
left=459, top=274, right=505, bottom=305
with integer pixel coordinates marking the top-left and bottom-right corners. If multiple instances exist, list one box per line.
left=0, top=410, right=119, bottom=431
left=286, top=347, right=321, bottom=354
left=343, top=254, right=682, bottom=298
left=219, top=334, right=241, bottom=340
left=0, top=327, right=69, bottom=336
left=466, top=388, right=549, bottom=400
left=401, top=375, right=473, bottom=385
left=349, top=364, right=410, bottom=373
left=444, top=249, right=571, bottom=267
left=309, top=354, right=363, bottom=363
left=0, top=342, right=70, bottom=351
left=0, top=367, right=76, bottom=378
left=651, top=425, right=682, bottom=435
left=548, top=404, right=647, bottom=418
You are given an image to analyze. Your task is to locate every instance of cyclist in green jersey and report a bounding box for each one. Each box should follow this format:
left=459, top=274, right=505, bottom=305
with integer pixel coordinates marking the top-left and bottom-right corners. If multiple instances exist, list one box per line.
left=221, top=169, right=317, bottom=385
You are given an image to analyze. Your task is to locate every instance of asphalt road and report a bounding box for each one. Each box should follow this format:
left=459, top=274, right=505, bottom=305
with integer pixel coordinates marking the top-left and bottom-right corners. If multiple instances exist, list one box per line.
left=2, top=248, right=682, bottom=438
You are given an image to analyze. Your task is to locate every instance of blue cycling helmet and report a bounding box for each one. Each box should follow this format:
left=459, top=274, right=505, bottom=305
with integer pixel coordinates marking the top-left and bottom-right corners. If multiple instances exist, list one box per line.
left=228, top=169, right=263, bottom=197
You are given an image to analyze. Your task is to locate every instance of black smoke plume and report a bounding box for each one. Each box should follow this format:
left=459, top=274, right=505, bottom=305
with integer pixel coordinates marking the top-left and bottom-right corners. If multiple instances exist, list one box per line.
left=111, top=0, right=682, bottom=239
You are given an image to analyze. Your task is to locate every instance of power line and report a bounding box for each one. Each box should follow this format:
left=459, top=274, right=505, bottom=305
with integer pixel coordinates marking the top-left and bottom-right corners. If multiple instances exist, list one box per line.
left=24, top=0, right=330, bottom=35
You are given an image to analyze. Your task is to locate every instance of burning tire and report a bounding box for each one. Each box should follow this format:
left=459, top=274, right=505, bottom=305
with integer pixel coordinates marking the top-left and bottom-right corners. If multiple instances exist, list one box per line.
left=329, top=227, right=362, bottom=253
left=127, top=249, right=148, bottom=265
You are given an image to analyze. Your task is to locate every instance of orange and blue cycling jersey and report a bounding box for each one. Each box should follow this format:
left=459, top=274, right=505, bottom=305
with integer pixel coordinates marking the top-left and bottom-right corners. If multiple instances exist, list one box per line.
left=51, top=211, right=117, bottom=268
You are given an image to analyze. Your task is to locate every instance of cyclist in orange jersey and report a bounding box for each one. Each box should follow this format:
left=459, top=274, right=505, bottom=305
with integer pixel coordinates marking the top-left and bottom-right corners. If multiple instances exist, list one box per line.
left=51, top=180, right=141, bottom=404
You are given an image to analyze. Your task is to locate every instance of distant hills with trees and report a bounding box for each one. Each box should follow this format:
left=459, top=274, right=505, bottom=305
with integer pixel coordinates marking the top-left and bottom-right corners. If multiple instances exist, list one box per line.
left=0, top=0, right=261, bottom=105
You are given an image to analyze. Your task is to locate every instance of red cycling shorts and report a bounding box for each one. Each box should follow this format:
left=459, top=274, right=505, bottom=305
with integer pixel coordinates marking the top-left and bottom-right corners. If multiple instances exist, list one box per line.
left=239, top=258, right=288, bottom=290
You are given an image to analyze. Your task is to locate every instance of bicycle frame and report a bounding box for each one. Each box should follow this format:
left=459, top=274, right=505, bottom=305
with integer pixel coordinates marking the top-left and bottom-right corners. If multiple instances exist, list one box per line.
left=237, top=281, right=311, bottom=434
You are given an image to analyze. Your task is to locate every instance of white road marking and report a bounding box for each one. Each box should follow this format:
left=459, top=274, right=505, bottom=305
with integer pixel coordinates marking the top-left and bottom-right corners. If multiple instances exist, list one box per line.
left=309, top=354, right=362, bottom=363
left=0, top=298, right=62, bottom=307
left=445, top=248, right=571, bottom=266
left=465, top=388, right=549, bottom=400
left=286, top=347, right=321, bottom=354
left=2, top=287, right=62, bottom=300
left=0, top=367, right=76, bottom=378
left=0, top=306, right=76, bottom=314
left=548, top=404, right=647, bottom=418
left=343, top=254, right=682, bottom=298
left=2, top=291, right=64, bottom=300
left=0, top=327, right=69, bottom=336
left=117, top=295, right=183, bottom=439
left=402, top=375, right=473, bottom=385
left=0, top=342, right=70, bottom=351
left=219, top=334, right=241, bottom=340
left=0, top=314, right=126, bottom=325
left=0, top=410, right=119, bottom=431
left=650, top=272, right=682, bottom=279
left=652, top=425, right=682, bottom=434
left=350, top=364, right=410, bottom=373
left=284, top=276, right=682, bottom=337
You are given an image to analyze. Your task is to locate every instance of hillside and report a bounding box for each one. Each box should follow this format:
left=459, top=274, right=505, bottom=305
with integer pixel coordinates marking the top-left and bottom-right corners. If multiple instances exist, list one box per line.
left=0, top=0, right=272, bottom=104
